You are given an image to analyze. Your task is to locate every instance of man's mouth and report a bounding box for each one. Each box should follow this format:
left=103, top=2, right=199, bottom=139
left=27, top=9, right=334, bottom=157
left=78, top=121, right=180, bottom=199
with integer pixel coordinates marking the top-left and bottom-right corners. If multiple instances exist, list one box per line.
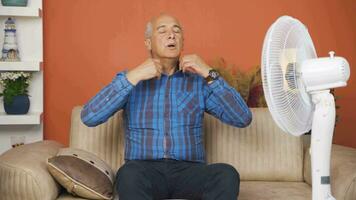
left=166, top=43, right=176, bottom=49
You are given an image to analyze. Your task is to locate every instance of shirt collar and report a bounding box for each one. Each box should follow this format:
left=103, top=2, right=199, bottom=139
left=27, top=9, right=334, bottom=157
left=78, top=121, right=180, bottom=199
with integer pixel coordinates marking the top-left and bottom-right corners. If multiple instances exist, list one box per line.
left=161, top=64, right=186, bottom=78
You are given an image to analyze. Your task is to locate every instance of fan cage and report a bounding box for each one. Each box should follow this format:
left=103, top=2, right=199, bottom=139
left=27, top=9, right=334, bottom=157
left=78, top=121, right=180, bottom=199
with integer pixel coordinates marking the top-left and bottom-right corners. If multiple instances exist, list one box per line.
left=261, top=16, right=316, bottom=136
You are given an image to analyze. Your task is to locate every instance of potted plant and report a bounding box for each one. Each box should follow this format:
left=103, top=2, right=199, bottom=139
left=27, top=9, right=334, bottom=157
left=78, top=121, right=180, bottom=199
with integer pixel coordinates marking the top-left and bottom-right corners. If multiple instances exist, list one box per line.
left=210, top=57, right=267, bottom=107
left=0, top=71, right=32, bottom=114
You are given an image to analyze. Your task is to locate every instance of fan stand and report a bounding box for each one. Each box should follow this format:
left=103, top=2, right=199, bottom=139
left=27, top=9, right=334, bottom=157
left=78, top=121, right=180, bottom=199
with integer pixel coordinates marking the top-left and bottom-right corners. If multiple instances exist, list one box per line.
left=310, top=90, right=336, bottom=200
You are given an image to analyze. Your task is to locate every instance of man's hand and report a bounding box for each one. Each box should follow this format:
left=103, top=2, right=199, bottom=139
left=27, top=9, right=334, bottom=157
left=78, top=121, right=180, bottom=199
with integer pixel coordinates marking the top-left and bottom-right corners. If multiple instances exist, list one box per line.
left=180, top=54, right=212, bottom=78
left=126, top=58, right=163, bottom=85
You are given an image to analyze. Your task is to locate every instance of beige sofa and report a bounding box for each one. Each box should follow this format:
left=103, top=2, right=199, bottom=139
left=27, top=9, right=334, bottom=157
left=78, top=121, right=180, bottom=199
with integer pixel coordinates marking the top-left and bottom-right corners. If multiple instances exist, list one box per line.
left=0, top=107, right=355, bottom=200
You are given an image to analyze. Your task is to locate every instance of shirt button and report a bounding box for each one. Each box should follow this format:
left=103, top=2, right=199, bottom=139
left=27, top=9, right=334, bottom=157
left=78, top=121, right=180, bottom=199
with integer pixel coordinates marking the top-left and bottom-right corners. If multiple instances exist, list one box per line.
left=164, top=112, right=169, bottom=117
left=105, top=98, right=109, bottom=101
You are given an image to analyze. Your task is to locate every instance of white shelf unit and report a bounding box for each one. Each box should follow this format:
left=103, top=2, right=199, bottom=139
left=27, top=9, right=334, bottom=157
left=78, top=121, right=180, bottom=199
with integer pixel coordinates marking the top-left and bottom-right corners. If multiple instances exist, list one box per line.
left=0, top=6, right=41, bottom=17
left=0, top=61, right=42, bottom=71
left=0, top=112, right=42, bottom=125
left=0, top=0, right=43, bottom=155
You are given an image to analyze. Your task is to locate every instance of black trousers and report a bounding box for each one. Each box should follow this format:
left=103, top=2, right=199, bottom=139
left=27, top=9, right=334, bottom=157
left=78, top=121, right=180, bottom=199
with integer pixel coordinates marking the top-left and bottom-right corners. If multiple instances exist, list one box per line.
left=115, top=159, right=240, bottom=200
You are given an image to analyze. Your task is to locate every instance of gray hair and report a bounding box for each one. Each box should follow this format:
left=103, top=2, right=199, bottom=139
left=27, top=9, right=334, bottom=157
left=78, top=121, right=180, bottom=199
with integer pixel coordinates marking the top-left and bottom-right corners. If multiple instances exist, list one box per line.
left=145, top=21, right=153, bottom=39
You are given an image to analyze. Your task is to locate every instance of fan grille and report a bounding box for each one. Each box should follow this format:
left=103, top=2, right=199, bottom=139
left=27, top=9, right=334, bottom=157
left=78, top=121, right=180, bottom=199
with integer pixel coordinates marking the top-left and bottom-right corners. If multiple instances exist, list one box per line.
left=261, top=16, right=316, bottom=136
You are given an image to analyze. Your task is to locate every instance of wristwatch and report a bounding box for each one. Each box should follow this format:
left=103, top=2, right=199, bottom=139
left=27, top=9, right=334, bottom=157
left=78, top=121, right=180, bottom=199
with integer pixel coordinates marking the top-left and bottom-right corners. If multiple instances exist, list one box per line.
left=205, top=69, right=220, bottom=83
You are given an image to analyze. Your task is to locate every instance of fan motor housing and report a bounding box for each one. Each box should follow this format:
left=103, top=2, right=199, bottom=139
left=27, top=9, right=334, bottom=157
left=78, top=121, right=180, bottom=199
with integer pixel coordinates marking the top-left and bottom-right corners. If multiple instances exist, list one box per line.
left=301, top=56, right=350, bottom=92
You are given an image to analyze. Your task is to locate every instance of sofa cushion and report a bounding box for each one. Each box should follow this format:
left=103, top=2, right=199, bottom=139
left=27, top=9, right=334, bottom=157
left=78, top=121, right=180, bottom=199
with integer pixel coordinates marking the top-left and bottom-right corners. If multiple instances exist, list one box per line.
left=57, top=192, right=89, bottom=200
left=204, top=108, right=304, bottom=181
left=57, top=182, right=311, bottom=200
left=47, top=148, right=114, bottom=200
left=0, top=141, right=63, bottom=200
left=70, top=106, right=125, bottom=173
left=57, top=192, right=123, bottom=200
left=239, top=181, right=311, bottom=200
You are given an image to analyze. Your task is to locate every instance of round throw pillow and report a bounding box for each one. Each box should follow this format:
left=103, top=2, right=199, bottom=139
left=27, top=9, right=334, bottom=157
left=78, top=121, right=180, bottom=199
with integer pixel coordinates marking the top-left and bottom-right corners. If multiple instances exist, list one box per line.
left=47, top=148, right=114, bottom=200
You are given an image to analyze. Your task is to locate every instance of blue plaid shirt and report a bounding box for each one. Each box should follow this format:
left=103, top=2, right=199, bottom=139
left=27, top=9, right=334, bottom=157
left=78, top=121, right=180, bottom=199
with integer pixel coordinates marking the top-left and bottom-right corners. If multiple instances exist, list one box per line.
left=81, top=69, right=252, bottom=162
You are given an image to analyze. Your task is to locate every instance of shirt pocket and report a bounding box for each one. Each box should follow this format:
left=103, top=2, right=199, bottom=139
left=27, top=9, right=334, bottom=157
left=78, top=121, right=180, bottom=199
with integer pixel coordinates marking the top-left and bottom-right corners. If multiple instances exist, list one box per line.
left=175, top=91, right=201, bottom=116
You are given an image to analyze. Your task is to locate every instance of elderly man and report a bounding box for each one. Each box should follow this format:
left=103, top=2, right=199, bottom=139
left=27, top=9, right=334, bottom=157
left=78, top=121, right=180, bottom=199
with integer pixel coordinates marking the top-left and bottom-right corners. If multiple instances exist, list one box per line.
left=81, top=14, right=252, bottom=200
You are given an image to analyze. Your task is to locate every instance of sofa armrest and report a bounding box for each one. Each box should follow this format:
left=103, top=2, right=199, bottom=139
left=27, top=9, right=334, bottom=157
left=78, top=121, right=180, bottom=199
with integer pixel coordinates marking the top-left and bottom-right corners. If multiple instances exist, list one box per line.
left=303, top=135, right=312, bottom=186
left=0, top=140, right=64, bottom=200
left=330, top=145, right=356, bottom=199
left=304, top=143, right=356, bottom=200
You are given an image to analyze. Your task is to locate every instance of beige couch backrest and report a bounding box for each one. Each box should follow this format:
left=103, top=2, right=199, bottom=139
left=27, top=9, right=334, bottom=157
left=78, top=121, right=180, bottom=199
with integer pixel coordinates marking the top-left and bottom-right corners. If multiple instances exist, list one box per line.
left=70, top=106, right=304, bottom=181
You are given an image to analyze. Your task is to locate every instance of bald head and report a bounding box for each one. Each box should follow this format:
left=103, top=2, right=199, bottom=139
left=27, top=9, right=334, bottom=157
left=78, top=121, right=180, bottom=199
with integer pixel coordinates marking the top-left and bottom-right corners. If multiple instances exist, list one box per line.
left=145, top=14, right=183, bottom=39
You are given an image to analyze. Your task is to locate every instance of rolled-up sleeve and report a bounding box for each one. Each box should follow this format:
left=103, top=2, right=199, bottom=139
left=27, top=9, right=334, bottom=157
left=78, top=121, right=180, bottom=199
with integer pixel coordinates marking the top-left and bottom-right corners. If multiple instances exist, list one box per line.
left=80, top=71, right=134, bottom=127
left=203, top=77, right=252, bottom=128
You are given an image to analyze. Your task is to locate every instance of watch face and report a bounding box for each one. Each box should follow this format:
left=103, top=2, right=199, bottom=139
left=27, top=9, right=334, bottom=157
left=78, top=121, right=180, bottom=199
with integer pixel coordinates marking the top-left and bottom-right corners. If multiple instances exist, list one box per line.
left=209, top=70, right=219, bottom=79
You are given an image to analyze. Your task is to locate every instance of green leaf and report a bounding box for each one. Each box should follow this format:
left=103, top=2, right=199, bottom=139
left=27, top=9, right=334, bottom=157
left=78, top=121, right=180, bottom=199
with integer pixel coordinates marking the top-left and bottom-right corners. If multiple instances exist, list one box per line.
left=0, top=72, right=32, bottom=105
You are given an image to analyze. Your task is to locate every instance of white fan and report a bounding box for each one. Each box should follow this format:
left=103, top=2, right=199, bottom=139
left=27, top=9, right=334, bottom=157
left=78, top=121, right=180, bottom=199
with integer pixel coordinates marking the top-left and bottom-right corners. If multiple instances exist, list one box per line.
left=261, top=16, right=350, bottom=200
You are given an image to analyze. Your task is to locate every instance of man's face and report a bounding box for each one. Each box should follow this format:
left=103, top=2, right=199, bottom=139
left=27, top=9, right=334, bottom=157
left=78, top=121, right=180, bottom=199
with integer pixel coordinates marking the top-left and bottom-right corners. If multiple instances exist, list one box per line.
left=146, top=15, right=184, bottom=59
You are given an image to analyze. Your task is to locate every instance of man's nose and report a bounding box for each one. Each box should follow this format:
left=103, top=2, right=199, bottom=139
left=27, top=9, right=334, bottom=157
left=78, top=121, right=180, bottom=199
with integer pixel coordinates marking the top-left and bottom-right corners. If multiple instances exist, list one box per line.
left=168, top=31, right=176, bottom=39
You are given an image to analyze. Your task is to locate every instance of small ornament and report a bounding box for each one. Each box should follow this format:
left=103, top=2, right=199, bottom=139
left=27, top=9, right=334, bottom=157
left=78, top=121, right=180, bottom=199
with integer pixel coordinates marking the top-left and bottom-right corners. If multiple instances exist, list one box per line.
left=1, top=18, right=20, bottom=62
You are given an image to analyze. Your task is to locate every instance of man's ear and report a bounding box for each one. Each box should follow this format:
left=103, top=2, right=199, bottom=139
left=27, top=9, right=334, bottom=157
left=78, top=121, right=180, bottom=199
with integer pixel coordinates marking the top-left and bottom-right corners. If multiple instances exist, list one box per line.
left=144, top=39, right=152, bottom=50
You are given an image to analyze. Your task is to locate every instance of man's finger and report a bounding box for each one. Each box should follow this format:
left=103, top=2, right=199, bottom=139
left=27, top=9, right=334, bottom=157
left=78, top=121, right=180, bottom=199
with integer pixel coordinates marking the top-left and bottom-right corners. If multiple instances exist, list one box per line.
left=156, top=66, right=162, bottom=74
left=179, top=56, right=190, bottom=71
left=154, top=62, right=162, bottom=79
left=156, top=72, right=161, bottom=79
left=182, top=63, right=190, bottom=73
left=183, top=66, right=196, bottom=74
left=153, top=60, right=163, bottom=68
left=152, top=59, right=162, bottom=68
left=181, top=55, right=193, bottom=62
left=185, top=66, right=197, bottom=73
left=181, top=61, right=194, bottom=68
left=156, top=65, right=162, bottom=79
left=155, top=62, right=163, bottom=72
left=152, top=58, right=161, bottom=63
left=182, top=62, right=196, bottom=73
left=179, top=57, right=183, bottom=70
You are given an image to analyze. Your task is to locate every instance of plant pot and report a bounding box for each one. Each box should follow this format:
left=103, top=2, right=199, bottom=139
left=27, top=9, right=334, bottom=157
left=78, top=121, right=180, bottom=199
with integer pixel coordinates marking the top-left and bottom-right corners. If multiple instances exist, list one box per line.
left=4, top=95, right=30, bottom=114
left=1, top=0, right=28, bottom=7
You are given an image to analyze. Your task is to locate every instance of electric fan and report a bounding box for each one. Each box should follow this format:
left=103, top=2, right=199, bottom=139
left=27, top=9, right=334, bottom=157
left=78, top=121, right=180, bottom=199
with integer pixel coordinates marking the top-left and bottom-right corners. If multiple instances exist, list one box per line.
left=261, top=16, right=350, bottom=200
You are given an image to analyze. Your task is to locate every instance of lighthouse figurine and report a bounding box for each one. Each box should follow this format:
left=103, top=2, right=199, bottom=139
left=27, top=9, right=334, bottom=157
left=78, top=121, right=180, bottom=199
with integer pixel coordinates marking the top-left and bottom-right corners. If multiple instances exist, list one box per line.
left=1, top=18, right=20, bottom=61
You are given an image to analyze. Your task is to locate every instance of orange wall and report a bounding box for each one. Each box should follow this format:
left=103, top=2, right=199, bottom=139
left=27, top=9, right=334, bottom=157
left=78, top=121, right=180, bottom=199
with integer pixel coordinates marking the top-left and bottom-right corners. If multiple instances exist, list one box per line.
left=43, top=0, right=356, bottom=147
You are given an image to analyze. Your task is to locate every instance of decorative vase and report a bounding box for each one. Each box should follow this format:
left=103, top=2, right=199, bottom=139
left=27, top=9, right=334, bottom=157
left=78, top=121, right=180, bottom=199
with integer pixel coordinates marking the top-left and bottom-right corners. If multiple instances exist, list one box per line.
left=1, top=0, right=28, bottom=6
left=4, top=95, right=30, bottom=114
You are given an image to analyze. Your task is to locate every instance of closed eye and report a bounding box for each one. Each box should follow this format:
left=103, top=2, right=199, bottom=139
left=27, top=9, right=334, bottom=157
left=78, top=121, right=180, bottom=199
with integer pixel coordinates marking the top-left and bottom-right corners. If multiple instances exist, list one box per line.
left=173, top=27, right=181, bottom=33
